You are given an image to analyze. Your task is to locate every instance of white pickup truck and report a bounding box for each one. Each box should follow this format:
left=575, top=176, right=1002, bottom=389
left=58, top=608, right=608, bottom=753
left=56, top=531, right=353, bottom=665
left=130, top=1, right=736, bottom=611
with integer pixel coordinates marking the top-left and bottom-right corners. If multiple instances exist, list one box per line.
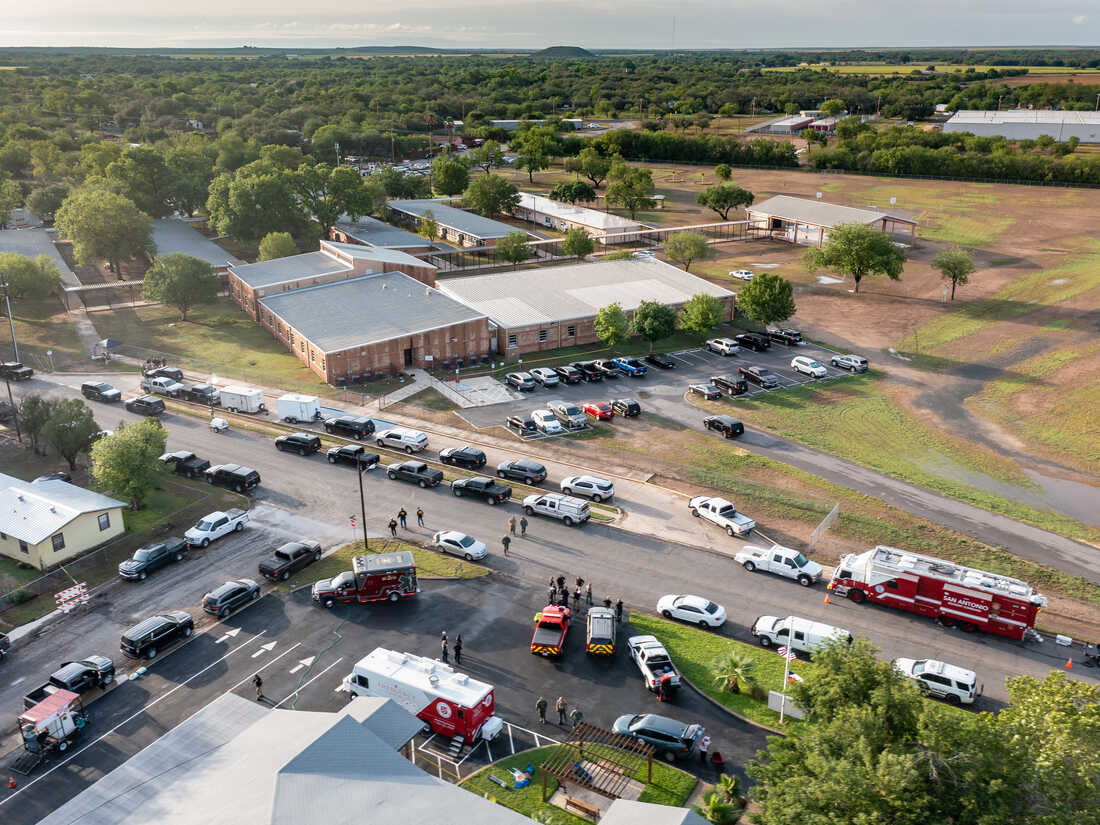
left=627, top=635, right=682, bottom=694
left=140, top=376, right=184, bottom=397
left=734, top=543, right=823, bottom=587
left=185, top=508, right=248, bottom=548
left=688, top=496, right=755, bottom=537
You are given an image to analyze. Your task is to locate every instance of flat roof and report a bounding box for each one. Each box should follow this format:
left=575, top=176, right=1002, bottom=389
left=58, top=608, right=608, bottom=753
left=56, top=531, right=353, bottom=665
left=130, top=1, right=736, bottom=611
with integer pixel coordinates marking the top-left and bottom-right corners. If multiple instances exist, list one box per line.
left=437, top=257, right=732, bottom=328
left=334, top=215, right=436, bottom=249
left=0, top=228, right=78, bottom=287
left=260, top=271, right=486, bottom=353
left=152, top=219, right=242, bottom=268
left=946, top=109, right=1100, bottom=125
left=229, top=251, right=351, bottom=289
left=324, top=240, right=435, bottom=271
left=516, top=192, right=643, bottom=231
left=355, top=648, right=493, bottom=708
left=747, top=195, right=916, bottom=228
left=387, top=199, right=516, bottom=240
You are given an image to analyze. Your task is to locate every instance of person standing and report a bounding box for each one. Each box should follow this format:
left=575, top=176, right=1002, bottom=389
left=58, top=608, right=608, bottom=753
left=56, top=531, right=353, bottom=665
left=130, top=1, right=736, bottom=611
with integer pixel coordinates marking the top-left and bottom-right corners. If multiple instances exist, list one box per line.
left=556, top=575, right=566, bottom=591
left=441, top=630, right=448, bottom=643
left=603, top=597, right=613, bottom=609
left=440, top=638, right=449, bottom=663
left=508, top=515, right=517, bottom=535
left=536, top=696, right=548, bottom=724
left=520, top=516, right=528, bottom=536
left=549, top=585, right=557, bottom=604
left=570, top=707, right=583, bottom=730
left=699, top=735, right=711, bottom=763
left=398, top=508, right=408, bottom=529
left=454, top=634, right=463, bottom=665
left=252, top=674, right=264, bottom=701
left=501, top=535, right=511, bottom=556
left=556, top=696, right=568, bottom=725
left=388, top=518, right=398, bottom=537
left=572, top=588, right=581, bottom=611
left=576, top=576, right=585, bottom=591
left=416, top=507, right=424, bottom=527
left=615, top=599, right=624, bottom=622
left=585, top=583, right=593, bottom=605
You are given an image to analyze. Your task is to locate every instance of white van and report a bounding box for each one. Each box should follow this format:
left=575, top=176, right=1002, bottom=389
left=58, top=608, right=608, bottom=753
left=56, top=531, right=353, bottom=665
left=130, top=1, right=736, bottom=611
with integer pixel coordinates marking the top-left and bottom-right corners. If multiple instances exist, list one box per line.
left=751, top=615, right=852, bottom=655
left=376, top=427, right=429, bottom=453
left=522, top=493, right=590, bottom=527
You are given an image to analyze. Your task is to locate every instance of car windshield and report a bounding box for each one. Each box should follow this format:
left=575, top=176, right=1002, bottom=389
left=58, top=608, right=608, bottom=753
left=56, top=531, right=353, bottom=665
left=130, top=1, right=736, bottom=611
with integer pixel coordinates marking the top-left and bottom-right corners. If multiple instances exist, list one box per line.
left=912, top=661, right=927, bottom=675
left=704, top=602, right=719, bottom=614
left=564, top=406, right=581, bottom=416
left=331, top=572, right=355, bottom=589
left=196, top=520, right=214, bottom=531
left=807, top=361, right=822, bottom=369
left=457, top=535, right=475, bottom=547
left=133, top=548, right=154, bottom=561
left=793, top=553, right=810, bottom=567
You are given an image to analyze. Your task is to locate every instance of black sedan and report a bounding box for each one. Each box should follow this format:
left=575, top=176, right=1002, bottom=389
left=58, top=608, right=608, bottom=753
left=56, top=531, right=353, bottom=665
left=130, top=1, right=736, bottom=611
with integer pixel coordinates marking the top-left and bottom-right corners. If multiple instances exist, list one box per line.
left=201, top=578, right=260, bottom=618
left=689, top=383, right=722, bottom=401
left=645, top=353, right=676, bottom=369
left=439, top=445, right=487, bottom=470
left=327, top=444, right=380, bottom=469
left=497, top=458, right=547, bottom=485
left=704, top=415, right=745, bottom=438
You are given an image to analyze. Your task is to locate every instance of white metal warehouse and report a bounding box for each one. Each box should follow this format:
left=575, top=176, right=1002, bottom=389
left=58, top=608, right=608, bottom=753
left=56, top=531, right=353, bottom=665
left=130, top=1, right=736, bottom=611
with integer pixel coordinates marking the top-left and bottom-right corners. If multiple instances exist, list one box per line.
left=943, top=110, right=1100, bottom=143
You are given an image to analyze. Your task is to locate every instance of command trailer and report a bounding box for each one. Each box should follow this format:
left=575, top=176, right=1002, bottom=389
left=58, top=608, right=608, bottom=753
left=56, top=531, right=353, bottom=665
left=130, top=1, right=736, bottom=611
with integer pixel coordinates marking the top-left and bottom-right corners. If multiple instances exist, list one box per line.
left=829, top=546, right=1046, bottom=640
left=341, top=647, right=503, bottom=745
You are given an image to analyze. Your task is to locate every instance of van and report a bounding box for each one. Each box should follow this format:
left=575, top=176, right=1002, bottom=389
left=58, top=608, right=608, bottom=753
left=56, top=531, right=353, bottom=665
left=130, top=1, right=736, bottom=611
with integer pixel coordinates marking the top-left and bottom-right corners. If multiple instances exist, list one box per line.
left=522, top=493, right=590, bottom=527
left=751, top=615, right=852, bottom=655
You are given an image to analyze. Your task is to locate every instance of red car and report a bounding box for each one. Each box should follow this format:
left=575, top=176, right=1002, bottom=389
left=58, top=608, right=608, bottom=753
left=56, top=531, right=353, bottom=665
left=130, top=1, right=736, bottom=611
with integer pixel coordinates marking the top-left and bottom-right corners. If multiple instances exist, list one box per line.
left=582, top=401, right=614, bottom=421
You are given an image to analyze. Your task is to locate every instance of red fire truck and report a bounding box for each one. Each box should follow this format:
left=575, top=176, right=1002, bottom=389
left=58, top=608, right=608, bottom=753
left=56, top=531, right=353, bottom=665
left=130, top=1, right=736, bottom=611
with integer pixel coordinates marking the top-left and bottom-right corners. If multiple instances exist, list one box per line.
left=829, top=546, right=1046, bottom=640
left=312, top=551, right=418, bottom=608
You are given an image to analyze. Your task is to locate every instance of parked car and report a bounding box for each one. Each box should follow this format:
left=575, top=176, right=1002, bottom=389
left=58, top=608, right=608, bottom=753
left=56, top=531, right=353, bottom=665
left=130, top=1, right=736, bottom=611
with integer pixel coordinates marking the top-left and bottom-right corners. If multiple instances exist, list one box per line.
left=324, top=415, right=376, bottom=439
left=553, top=365, right=584, bottom=384
left=81, top=381, right=121, bottom=403
left=570, top=361, right=603, bottom=382
left=735, top=332, right=770, bottom=352
left=259, top=540, right=323, bottom=581
left=124, top=395, right=165, bottom=416
left=632, top=249, right=656, bottom=258
left=751, top=615, right=852, bottom=656
left=612, top=714, right=704, bottom=761
left=705, top=338, right=739, bottom=356
left=561, top=475, right=614, bottom=502
left=0, top=361, right=33, bottom=380
left=204, top=464, right=260, bottom=493
left=831, top=354, right=869, bottom=372
left=735, top=544, right=823, bottom=587
left=506, top=372, right=536, bottom=391
left=432, top=530, right=488, bottom=561
left=522, top=493, right=589, bottom=526
left=592, top=360, right=621, bottom=379
left=450, top=476, right=512, bottom=504
left=710, top=375, right=747, bottom=396
left=738, top=366, right=780, bottom=388
left=185, top=508, right=248, bottom=548
left=118, top=538, right=187, bottom=581
left=729, top=269, right=754, bottom=281
left=120, top=611, right=194, bottom=659
left=140, top=375, right=185, bottom=397
left=497, top=458, right=547, bottom=485
left=657, top=594, right=727, bottom=628
left=532, top=409, right=565, bottom=434
left=703, top=415, right=745, bottom=438
left=645, top=353, right=675, bottom=369
left=386, top=461, right=443, bottom=488
left=327, top=444, right=380, bottom=469
left=439, top=445, right=487, bottom=470
left=507, top=415, right=538, bottom=435
left=202, top=578, right=261, bottom=618
left=581, top=401, right=613, bottom=421
left=33, top=472, right=71, bottom=483
left=791, top=356, right=827, bottom=378
left=530, top=367, right=560, bottom=387
left=548, top=399, right=586, bottom=429
left=143, top=366, right=184, bottom=382
left=376, top=427, right=429, bottom=453
left=275, top=432, right=322, bottom=456
left=159, top=450, right=211, bottom=479
left=767, top=327, right=803, bottom=346
left=180, top=383, right=221, bottom=405
left=612, top=398, right=641, bottom=417
left=611, top=357, right=648, bottom=377
left=23, top=656, right=115, bottom=709
left=689, top=383, right=722, bottom=400
left=689, top=495, right=755, bottom=536
left=892, top=658, right=979, bottom=705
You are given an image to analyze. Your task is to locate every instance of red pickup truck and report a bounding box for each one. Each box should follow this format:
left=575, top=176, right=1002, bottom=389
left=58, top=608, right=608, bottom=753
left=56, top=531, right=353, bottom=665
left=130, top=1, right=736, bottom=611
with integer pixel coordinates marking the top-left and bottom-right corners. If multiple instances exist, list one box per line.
left=531, top=604, right=571, bottom=658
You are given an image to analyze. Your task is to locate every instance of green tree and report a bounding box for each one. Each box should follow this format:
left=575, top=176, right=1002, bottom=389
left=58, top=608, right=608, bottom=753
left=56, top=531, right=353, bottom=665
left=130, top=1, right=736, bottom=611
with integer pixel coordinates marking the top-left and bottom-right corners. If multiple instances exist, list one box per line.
left=712, top=650, right=756, bottom=694
left=79, top=141, right=123, bottom=178
left=931, top=246, right=975, bottom=299
left=105, top=146, right=176, bottom=218
left=0, top=252, right=62, bottom=299
left=463, top=174, right=520, bottom=218
left=605, top=162, right=655, bottom=219
left=472, top=140, right=504, bottom=175
left=714, top=163, right=732, bottom=181
left=821, top=98, right=846, bottom=116
left=679, top=293, right=725, bottom=338
left=736, top=272, right=796, bottom=326
left=496, top=231, right=532, bottom=269
left=257, top=232, right=299, bottom=261
left=431, top=156, right=469, bottom=196
left=693, top=791, right=739, bottom=825
left=259, top=144, right=305, bottom=169
left=42, top=398, right=100, bottom=470
left=514, top=126, right=559, bottom=183
left=419, top=210, right=440, bottom=242
left=549, top=180, right=597, bottom=205
left=55, top=187, right=154, bottom=274
left=566, top=146, right=612, bottom=188
left=142, top=253, right=219, bottom=320
left=561, top=227, right=595, bottom=259
left=205, top=163, right=308, bottom=242
left=19, top=394, right=56, bottom=456
left=25, top=182, right=70, bottom=224
left=594, top=302, right=630, bottom=350
left=165, top=141, right=217, bottom=216
left=697, top=183, right=755, bottom=220
left=293, top=162, right=384, bottom=239
left=631, top=300, right=676, bottom=350
left=90, top=417, right=168, bottom=509
left=803, top=223, right=906, bottom=293
left=213, top=131, right=259, bottom=173
left=370, top=166, right=430, bottom=199
left=0, top=177, right=22, bottom=228
left=664, top=231, right=709, bottom=271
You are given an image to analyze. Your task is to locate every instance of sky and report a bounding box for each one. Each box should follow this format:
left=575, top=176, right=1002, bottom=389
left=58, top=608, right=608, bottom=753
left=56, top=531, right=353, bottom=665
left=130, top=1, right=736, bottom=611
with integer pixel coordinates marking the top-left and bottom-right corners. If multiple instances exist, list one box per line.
left=0, top=0, right=1094, bottom=50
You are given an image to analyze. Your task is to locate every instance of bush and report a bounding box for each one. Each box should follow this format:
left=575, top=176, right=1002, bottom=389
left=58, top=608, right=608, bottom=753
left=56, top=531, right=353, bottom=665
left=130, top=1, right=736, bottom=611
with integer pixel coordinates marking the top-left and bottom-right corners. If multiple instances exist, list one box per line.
left=6, top=588, right=33, bottom=606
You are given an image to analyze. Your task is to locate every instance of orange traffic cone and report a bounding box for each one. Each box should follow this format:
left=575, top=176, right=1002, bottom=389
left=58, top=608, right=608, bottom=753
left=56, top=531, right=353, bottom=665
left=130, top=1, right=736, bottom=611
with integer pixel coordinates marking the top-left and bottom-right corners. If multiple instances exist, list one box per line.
left=7, top=775, right=15, bottom=789
left=823, top=595, right=830, bottom=605
left=1066, top=658, right=1073, bottom=669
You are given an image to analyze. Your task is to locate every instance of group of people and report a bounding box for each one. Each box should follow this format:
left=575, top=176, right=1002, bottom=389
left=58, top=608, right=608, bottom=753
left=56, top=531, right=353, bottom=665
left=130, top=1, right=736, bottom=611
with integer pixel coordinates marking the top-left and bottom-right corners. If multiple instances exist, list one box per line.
left=546, top=575, right=624, bottom=620
left=439, top=630, right=463, bottom=664
left=535, top=695, right=583, bottom=729
left=500, top=515, right=529, bottom=555
left=388, top=507, right=426, bottom=536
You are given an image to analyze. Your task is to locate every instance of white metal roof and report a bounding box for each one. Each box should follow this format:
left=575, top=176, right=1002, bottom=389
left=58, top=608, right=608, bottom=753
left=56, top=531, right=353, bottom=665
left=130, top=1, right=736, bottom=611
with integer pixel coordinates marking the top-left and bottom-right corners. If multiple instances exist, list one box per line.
left=0, top=474, right=125, bottom=545
left=386, top=199, right=516, bottom=240
left=152, top=219, right=243, bottom=268
left=515, top=192, right=644, bottom=231
left=946, top=109, right=1100, bottom=125
left=334, top=214, right=436, bottom=248
left=355, top=647, right=492, bottom=707
left=0, top=228, right=79, bottom=287
left=747, top=195, right=916, bottom=228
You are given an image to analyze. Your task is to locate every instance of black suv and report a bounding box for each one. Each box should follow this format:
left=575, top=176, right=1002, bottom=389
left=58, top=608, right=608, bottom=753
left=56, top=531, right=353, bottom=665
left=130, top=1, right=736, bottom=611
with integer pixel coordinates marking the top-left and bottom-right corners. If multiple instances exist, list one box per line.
left=159, top=450, right=211, bottom=479
left=81, top=381, right=121, bottom=403
left=451, top=476, right=512, bottom=504
left=201, top=579, right=260, bottom=618
left=704, top=415, right=745, bottom=438
left=118, top=538, right=187, bottom=581
left=326, top=444, right=380, bottom=469
left=570, top=361, right=603, bottom=382
left=645, top=353, right=676, bottom=369
left=738, top=366, right=780, bottom=388
left=205, top=464, right=261, bottom=493
left=125, top=395, right=165, bottom=416
left=386, top=461, right=443, bottom=488
left=181, top=384, right=220, bottom=405
left=120, top=611, right=194, bottom=659
left=507, top=415, right=538, bottom=435
left=553, top=365, right=584, bottom=384
left=735, top=333, right=771, bottom=352
left=439, top=445, right=487, bottom=470
left=612, top=398, right=641, bottom=417
left=144, top=366, right=184, bottom=382
left=710, top=375, right=748, bottom=396
left=768, top=328, right=802, bottom=346
left=497, top=458, right=547, bottom=485
left=324, top=415, right=376, bottom=439
left=275, top=432, right=322, bottom=455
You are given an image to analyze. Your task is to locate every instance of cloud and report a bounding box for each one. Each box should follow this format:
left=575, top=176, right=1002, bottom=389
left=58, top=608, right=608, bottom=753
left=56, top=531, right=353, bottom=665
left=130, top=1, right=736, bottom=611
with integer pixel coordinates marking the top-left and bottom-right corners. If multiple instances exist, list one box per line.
left=1072, top=14, right=1086, bottom=23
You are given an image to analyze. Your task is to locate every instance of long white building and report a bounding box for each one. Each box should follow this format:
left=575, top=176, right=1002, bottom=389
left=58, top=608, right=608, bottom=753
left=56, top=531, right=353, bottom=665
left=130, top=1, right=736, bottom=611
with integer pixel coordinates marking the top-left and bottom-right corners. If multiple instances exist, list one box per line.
left=943, top=110, right=1100, bottom=143
left=512, top=192, right=647, bottom=243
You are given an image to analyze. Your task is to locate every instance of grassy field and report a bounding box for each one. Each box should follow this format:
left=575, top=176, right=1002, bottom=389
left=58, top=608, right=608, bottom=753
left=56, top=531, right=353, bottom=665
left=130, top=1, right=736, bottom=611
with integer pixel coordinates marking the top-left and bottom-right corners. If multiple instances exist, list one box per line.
left=4, top=296, right=88, bottom=368
left=283, top=538, right=488, bottom=590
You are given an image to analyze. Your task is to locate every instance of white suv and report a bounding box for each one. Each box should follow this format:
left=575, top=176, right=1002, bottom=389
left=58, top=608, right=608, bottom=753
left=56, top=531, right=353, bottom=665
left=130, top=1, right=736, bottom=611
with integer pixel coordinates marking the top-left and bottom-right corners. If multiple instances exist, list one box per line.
left=705, top=338, right=739, bottom=356
left=530, top=367, right=560, bottom=387
left=729, top=269, right=754, bottom=281
left=791, top=356, right=827, bottom=378
left=375, top=427, right=428, bottom=453
left=560, top=475, right=615, bottom=502
left=531, top=409, right=564, bottom=434
left=892, top=658, right=979, bottom=705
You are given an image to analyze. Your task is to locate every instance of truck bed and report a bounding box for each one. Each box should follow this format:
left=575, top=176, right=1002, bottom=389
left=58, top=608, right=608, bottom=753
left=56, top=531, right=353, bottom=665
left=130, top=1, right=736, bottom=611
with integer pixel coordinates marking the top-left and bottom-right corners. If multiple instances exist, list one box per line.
left=532, top=626, right=564, bottom=647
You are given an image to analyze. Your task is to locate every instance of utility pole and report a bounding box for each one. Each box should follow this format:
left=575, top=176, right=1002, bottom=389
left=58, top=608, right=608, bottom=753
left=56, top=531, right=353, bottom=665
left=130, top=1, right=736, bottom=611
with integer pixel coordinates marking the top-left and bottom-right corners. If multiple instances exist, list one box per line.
left=357, top=458, right=369, bottom=550
left=2, top=281, right=18, bottom=363
left=1095, top=92, right=1099, bottom=111
left=5, top=378, right=21, bottom=442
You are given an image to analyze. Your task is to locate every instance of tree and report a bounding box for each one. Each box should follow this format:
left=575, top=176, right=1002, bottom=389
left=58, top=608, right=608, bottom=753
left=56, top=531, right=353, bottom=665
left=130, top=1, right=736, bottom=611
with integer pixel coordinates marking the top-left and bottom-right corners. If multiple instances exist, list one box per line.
left=714, top=163, right=732, bottom=181
left=712, top=650, right=756, bottom=694
left=19, top=395, right=56, bottom=456
left=549, top=180, right=597, bottom=205
left=0, top=177, right=22, bottom=228
left=105, top=146, right=176, bottom=218
left=142, top=253, right=219, bottom=320
left=693, top=791, right=739, bottom=825
left=736, top=273, right=796, bottom=326
left=419, top=210, right=440, bottom=242
left=472, top=140, right=504, bottom=174
left=931, top=246, right=975, bottom=299
left=431, top=156, right=469, bottom=196
left=90, top=417, right=168, bottom=509
left=631, top=300, right=676, bottom=350
left=205, top=163, right=308, bottom=242
left=803, top=223, right=906, bottom=293
left=0, top=252, right=62, bottom=299
left=561, top=227, right=595, bottom=259
left=258, top=232, right=298, bottom=261
left=697, top=183, right=755, bottom=220
left=463, top=174, right=520, bottom=218
left=164, top=141, right=217, bottom=216
left=566, top=147, right=613, bottom=188
left=665, top=231, right=709, bottom=272
left=42, top=398, right=99, bottom=470
left=370, top=166, right=429, bottom=199
left=605, top=162, right=655, bottom=219
left=821, top=98, right=846, bottom=116
left=496, top=232, right=532, bottom=269
left=679, top=293, right=725, bottom=338
left=26, top=182, right=70, bottom=224
left=293, top=162, right=384, bottom=238
left=514, top=127, right=559, bottom=183
left=55, top=188, right=154, bottom=274
left=594, top=302, right=630, bottom=350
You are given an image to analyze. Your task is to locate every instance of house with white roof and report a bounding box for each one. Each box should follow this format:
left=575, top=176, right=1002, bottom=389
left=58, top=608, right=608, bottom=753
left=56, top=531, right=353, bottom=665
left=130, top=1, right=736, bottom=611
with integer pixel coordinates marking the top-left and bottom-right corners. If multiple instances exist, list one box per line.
left=511, top=193, right=647, bottom=243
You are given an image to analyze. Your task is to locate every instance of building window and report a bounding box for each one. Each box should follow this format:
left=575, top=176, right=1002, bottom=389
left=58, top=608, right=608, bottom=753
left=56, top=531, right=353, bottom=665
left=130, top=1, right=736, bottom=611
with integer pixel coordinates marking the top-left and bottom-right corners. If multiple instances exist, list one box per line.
left=538, top=329, right=548, bottom=343
left=321, top=358, right=326, bottom=370
left=19, top=540, right=28, bottom=555
left=507, top=334, right=518, bottom=348
left=52, top=533, right=65, bottom=552
left=567, top=325, right=576, bottom=337
left=300, top=341, right=305, bottom=353
left=98, top=513, right=110, bottom=531
left=310, top=349, right=316, bottom=363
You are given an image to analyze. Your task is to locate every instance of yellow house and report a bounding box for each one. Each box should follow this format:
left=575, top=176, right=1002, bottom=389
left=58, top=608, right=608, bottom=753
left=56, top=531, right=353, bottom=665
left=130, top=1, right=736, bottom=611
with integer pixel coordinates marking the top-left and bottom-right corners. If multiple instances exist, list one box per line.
left=0, top=473, right=126, bottom=571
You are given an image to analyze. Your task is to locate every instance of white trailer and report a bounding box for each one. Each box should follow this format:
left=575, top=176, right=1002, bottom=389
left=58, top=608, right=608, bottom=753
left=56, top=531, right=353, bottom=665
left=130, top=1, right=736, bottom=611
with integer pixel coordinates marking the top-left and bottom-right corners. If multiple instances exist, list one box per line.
left=220, top=385, right=266, bottom=414
left=276, top=393, right=320, bottom=423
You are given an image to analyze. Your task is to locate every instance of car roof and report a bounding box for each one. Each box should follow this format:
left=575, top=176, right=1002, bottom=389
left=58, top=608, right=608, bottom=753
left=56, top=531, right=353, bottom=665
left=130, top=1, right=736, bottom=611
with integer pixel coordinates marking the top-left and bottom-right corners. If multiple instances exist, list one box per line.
left=673, top=594, right=713, bottom=609
left=125, top=614, right=176, bottom=636
left=438, top=530, right=470, bottom=541
left=633, top=713, right=692, bottom=735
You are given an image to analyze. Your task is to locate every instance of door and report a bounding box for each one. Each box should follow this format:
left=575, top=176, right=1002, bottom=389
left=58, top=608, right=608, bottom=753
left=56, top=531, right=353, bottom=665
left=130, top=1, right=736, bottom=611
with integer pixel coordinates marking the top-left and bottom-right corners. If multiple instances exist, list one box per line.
left=403, top=347, right=413, bottom=367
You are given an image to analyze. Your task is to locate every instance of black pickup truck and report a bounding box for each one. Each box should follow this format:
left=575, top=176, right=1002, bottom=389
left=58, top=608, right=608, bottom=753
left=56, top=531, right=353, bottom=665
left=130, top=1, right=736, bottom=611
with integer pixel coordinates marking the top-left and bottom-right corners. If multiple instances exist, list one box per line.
left=386, top=461, right=443, bottom=488
left=450, top=475, right=512, bottom=504
left=159, top=450, right=211, bottom=479
left=23, top=656, right=115, bottom=709
left=258, top=540, right=323, bottom=581
left=118, top=537, right=187, bottom=580
left=1, top=361, right=33, bottom=381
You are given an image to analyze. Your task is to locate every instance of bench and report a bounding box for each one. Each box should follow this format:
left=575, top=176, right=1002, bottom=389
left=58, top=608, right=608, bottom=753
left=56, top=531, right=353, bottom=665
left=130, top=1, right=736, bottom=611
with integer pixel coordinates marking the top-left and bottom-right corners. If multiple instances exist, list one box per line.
left=565, top=797, right=600, bottom=820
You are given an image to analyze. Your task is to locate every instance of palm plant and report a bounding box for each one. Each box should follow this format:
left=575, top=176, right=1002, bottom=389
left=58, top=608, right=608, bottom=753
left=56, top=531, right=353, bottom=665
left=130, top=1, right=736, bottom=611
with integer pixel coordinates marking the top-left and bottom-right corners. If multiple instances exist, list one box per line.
left=716, top=773, right=743, bottom=806
left=694, top=790, right=739, bottom=825
left=712, top=650, right=756, bottom=694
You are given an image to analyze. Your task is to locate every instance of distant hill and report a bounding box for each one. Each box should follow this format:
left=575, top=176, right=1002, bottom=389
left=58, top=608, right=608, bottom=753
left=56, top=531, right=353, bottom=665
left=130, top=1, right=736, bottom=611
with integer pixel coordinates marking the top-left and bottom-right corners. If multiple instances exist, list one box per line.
left=532, top=46, right=596, bottom=59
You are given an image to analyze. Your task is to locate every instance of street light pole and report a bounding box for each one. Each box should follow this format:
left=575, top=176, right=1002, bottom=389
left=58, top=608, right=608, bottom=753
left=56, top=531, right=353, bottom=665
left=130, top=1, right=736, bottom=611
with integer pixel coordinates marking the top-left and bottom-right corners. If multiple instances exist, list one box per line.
left=2, top=282, right=19, bottom=363
left=5, top=378, right=21, bottom=442
left=357, top=458, right=369, bottom=550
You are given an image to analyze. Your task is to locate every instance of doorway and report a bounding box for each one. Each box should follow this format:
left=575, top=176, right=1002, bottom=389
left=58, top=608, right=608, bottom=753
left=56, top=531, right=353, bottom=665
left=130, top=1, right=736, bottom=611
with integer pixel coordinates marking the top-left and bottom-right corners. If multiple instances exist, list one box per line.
left=403, top=347, right=413, bottom=367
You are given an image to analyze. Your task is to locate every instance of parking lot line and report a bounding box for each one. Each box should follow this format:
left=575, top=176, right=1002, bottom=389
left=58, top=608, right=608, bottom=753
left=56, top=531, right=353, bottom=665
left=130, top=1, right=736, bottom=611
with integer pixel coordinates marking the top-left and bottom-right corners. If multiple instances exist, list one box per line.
left=271, top=657, right=345, bottom=709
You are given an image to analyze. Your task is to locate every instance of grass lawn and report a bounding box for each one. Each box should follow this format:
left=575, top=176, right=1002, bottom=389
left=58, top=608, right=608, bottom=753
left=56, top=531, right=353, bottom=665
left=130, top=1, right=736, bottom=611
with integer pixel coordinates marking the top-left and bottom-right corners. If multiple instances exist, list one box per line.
left=395, top=387, right=458, bottom=412
left=461, top=744, right=696, bottom=825
left=284, top=538, right=489, bottom=590
left=5, top=296, right=87, bottom=368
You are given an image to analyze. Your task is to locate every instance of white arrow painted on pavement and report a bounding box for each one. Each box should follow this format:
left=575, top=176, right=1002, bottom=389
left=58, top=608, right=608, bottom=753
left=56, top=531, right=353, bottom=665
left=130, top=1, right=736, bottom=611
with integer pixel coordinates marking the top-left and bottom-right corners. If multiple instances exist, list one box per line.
left=215, top=628, right=242, bottom=644
left=251, top=641, right=277, bottom=658
left=289, top=656, right=316, bottom=675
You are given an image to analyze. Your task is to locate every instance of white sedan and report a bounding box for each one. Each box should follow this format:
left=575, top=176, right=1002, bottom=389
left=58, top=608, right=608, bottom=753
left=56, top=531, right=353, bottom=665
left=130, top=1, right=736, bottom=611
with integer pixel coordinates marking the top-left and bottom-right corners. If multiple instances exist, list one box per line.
left=560, top=475, right=615, bottom=502
left=729, top=269, right=754, bottom=281
left=657, top=594, right=727, bottom=628
left=531, top=409, right=564, bottom=434
left=432, top=531, right=487, bottom=561
left=791, top=356, right=827, bottom=378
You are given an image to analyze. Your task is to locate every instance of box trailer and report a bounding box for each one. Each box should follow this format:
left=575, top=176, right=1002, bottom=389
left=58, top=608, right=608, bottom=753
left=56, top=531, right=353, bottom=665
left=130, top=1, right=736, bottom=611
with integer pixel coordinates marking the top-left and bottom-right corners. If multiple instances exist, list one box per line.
left=276, top=393, right=321, bottom=423
left=220, top=385, right=266, bottom=414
